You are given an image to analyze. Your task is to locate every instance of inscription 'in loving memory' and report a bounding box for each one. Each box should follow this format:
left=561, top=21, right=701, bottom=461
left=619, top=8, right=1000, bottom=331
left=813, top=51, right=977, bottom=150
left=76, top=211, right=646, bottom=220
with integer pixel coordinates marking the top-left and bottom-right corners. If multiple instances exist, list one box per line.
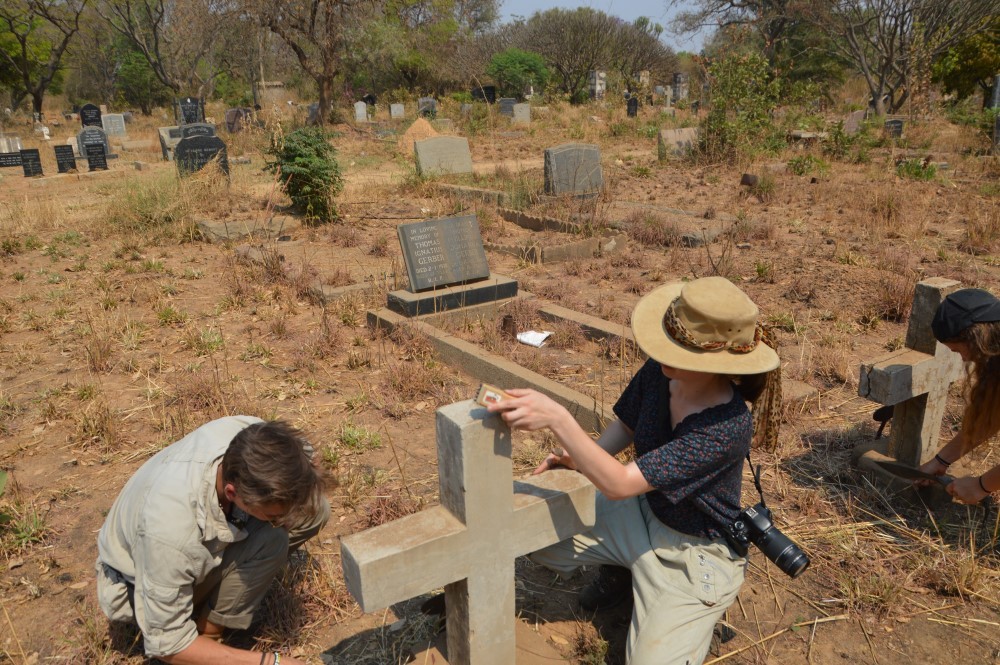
left=397, top=215, right=490, bottom=292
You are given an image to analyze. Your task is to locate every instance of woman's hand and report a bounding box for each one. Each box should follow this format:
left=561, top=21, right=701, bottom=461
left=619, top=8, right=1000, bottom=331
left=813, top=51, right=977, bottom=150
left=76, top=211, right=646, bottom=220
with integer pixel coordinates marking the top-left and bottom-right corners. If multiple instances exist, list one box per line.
left=532, top=448, right=576, bottom=475
left=914, top=457, right=950, bottom=488
left=487, top=388, right=569, bottom=432
left=946, top=476, right=990, bottom=505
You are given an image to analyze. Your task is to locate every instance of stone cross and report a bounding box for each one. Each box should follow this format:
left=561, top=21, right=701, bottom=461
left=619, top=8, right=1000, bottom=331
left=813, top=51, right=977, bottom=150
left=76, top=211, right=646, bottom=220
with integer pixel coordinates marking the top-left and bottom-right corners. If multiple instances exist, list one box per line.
left=340, top=400, right=595, bottom=665
left=858, top=277, right=965, bottom=466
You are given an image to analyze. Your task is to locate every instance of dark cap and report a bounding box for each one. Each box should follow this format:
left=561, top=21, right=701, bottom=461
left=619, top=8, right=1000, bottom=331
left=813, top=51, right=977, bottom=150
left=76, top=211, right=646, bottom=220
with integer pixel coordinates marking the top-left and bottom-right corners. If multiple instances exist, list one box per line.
left=932, top=288, right=1000, bottom=342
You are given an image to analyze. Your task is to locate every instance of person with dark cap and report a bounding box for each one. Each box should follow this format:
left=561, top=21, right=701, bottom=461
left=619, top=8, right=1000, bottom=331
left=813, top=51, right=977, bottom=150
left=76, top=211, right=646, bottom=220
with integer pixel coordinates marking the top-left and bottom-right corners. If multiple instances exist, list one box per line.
left=917, top=288, right=1000, bottom=504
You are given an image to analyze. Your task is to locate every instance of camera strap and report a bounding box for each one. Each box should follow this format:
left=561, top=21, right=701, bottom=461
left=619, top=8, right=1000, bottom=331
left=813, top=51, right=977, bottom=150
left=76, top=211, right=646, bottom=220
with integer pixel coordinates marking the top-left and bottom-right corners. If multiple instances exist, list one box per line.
left=746, top=452, right=767, bottom=510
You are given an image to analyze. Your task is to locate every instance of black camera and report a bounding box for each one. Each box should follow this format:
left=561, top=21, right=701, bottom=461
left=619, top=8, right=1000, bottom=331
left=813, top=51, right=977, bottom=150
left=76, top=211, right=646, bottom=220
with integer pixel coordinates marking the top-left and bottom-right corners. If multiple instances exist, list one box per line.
left=727, top=503, right=810, bottom=579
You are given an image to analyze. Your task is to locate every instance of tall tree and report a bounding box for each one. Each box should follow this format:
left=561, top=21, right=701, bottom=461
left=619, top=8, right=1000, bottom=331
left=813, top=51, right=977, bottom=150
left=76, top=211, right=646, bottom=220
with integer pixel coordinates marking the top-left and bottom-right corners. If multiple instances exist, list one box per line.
left=668, top=0, right=797, bottom=64
left=97, top=0, right=241, bottom=95
left=806, top=0, right=1000, bottom=114
left=611, top=17, right=677, bottom=93
left=250, top=0, right=370, bottom=124
left=0, top=0, right=89, bottom=114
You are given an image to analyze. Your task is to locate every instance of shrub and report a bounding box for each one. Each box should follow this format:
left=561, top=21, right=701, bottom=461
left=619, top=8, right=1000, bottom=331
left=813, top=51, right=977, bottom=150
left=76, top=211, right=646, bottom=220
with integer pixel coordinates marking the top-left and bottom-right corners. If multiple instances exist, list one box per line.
left=699, top=53, right=784, bottom=161
left=265, top=127, right=344, bottom=224
left=787, top=154, right=830, bottom=176
left=896, top=158, right=936, bottom=181
left=486, top=48, right=550, bottom=98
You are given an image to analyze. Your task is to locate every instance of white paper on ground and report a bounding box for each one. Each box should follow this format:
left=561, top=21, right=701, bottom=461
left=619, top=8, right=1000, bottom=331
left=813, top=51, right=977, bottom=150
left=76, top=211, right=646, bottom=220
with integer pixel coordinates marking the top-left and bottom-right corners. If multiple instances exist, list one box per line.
left=517, top=330, right=553, bottom=347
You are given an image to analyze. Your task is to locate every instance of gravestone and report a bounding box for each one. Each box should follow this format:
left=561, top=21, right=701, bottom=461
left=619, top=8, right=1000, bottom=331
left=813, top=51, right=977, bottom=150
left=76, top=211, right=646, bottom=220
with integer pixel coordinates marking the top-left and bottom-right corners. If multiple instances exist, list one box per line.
left=512, top=103, right=530, bottom=124
left=158, top=127, right=182, bottom=161
left=86, top=143, right=109, bottom=171
left=306, top=103, right=321, bottom=126
left=418, top=97, right=437, bottom=117
left=884, top=118, right=904, bottom=138
left=224, top=108, right=252, bottom=132
left=341, top=400, right=595, bottom=665
left=588, top=70, right=606, bottom=100
left=472, top=85, right=497, bottom=104
left=544, top=143, right=603, bottom=196
left=54, top=144, right=77, bottom=173
left=993, top=115, right=1000, bottom=156
left=654, top=85, right=666, bottom=97
left=354, top=101, right=368, bottom=123
left=0, top=135, right=23, bottom=153
left=460, top=103, right=473, bottom=117
left=77, top=126, right=111, bottom=160
left=658, top=127, right=699, bottom=161
left=0, top=152, right=21, bottom=168
left=989, top=74, right=1000, bottom=109
left=858, top=278, right=965, bottom=467
left=175, top=134, right=229, bottom=176
left=175, top=96, right=205, bottom=124
left=498, top=98, right=516, bottom=117
left=390, top=103, right=405, bottom=119
left=362, top=93, right=377, bottom=106
left=19, top=149, right=42, bottom=177
left=672, top=72, right=690, bottom=102
left=79, top=103, right=102, bottom=127
left=414, top=136, right=473, bottom=177
left=102, top=113, right=127, bottom=137
left=397, top=215, right=490, bottom=292
left=844, top=110, right=866, bottom=135
left=627, top=97, right=639, bottom=118
left=181, top=123, right=216, bottom=139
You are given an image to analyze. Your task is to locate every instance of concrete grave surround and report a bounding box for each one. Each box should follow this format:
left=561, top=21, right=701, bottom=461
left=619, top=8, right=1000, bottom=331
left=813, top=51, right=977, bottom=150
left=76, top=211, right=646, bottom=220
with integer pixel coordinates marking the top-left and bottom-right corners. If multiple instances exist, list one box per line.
left=544, top=143, right=604, bottom=195
left=341, top=400, right=595, bottom=665
left=858, top=278, right=965, bottom=466
left=102, top=113, right=127, bottom=137
left=354, top=101, right=368, bottom=122
left=414, top=136, right=473, bottom=176
left=512, top=103, right=530, bottom=124
left=390, top=103, right=405, bottom=119
left=158, top=127, right=182, bottom=161
left=658, top=127, right=699, bottom=160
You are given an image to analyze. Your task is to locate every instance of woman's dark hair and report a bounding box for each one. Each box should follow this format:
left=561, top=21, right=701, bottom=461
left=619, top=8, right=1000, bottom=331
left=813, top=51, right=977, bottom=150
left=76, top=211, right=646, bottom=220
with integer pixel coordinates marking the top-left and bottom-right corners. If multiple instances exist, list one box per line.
left=221, top=421, right=323, bottom=526
left=948, top=321, right=1000, bottom=453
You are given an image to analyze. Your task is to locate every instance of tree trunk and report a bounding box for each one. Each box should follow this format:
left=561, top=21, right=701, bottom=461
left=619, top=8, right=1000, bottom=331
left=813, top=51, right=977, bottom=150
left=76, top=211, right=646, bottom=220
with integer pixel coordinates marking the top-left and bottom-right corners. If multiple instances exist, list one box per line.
left=31, top=92, right=43, bottom=117
left=318, top=77, right=333, bottom=126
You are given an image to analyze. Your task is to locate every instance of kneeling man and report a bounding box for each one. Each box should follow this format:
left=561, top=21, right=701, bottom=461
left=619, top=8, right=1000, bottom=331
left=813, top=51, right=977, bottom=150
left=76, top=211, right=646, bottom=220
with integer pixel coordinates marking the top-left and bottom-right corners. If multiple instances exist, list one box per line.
left=96, top=416, right=329, bottom=665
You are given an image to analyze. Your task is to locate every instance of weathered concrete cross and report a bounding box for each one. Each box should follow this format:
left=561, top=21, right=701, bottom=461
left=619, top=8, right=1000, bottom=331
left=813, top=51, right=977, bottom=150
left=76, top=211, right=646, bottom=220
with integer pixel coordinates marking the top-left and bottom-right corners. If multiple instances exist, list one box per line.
left=857, top=277, right=965, bottom=468
left=340, top=400, right=596, bottom=665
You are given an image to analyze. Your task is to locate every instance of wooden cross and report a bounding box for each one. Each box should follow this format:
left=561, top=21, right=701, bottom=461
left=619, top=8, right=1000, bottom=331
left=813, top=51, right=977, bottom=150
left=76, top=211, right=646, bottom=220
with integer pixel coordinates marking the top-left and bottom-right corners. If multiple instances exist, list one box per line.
left=858, top=277, right=965, bottom=466
left=340, top=400, right=596, bottom=665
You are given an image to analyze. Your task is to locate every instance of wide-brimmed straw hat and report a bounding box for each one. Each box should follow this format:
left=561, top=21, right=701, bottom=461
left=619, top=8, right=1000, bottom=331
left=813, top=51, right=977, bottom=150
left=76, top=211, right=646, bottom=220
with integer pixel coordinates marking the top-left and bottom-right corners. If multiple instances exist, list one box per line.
left=631, top=276, right=780, bottom=375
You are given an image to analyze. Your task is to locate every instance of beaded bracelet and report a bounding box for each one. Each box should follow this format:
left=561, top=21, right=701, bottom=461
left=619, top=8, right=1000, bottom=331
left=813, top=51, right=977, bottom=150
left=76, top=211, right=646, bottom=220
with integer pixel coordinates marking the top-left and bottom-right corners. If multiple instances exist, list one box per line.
left=934, top=454, right=952, bottom=467
left=979, top=476, right=990, bottom=494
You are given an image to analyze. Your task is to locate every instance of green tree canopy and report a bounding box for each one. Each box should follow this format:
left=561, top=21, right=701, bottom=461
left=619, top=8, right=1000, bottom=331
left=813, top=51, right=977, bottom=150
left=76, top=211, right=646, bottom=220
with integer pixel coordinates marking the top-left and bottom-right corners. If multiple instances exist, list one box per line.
left=486, top=47, right=548, bottom=98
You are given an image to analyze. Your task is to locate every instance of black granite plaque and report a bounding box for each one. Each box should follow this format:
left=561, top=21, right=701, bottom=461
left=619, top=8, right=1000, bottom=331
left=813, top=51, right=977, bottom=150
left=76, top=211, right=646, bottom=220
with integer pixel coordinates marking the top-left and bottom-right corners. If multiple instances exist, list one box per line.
left=175, top=96, right=205, bottom=124
left=627, top=97, right=639, bottom=117
left=994, top=115, right=1000, bottom=154
left=86, top=143, right=109, bottom=171
left=181, top=123, right=216, bottom=139
left=175, top=135, right=229, bottom=176
left=884, top=119, right=904, bottom=138
left=397, top=215, right=491, bottom=292
left=0, top=152, right=21, bottom=168
left=19, top=149, right=43, bottom=177
left=80, top=103, right=102, bottom=127
left=54, top=144, right=77, bottom=173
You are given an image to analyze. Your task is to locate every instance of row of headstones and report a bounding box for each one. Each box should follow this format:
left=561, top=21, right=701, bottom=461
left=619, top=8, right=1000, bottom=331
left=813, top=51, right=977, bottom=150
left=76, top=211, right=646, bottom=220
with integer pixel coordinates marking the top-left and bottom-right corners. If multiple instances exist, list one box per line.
left=0, top=144, right=109, bottom=177
left=413, top=137, right=602, bottom=196
left=588, top=71, right=689, bottom=102
left=326, top=98, right=532, bottom=124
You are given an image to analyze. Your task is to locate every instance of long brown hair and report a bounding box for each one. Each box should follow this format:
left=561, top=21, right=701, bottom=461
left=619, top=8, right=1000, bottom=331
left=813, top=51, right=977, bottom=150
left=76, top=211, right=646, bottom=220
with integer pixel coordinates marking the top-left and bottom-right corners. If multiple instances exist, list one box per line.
left=954, top=321, right=1000, bottom=453
left=735, top=326, right=782, bottom=450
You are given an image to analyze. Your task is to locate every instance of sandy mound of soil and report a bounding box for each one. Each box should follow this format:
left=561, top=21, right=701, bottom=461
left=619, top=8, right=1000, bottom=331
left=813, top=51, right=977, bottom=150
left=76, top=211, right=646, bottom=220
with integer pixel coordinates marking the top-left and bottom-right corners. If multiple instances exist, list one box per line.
left=398, top=117, right=439, bottom=151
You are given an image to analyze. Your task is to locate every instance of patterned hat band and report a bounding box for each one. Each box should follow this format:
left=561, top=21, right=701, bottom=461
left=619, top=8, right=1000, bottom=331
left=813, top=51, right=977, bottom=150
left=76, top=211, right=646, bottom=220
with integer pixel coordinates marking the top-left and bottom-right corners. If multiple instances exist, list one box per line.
left=663, top=297, right=762, bottom=354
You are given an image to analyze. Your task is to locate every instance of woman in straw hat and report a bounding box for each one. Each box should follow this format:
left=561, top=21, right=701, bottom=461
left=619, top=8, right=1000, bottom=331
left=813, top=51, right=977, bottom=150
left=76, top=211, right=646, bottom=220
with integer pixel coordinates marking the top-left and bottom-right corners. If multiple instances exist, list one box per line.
left=917, top=288, right=1000, bottom=504
left=488, top=276, right=781, bottom=665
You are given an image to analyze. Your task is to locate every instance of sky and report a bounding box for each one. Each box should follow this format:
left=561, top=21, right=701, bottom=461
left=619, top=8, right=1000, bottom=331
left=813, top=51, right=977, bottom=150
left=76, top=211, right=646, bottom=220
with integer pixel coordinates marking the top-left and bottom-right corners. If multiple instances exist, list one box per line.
left=499, top=0, right=708, bottom=53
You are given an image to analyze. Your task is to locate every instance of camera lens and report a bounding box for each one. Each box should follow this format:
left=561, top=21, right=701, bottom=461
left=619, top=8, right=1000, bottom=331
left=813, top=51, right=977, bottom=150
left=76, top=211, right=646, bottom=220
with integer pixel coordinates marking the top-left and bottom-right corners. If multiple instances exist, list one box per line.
left=755, top=529, right=810, bottom=578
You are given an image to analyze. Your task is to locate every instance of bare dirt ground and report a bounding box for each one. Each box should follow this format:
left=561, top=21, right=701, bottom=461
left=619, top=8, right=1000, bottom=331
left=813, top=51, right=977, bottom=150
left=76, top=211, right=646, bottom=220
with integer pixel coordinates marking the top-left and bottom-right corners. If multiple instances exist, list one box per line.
left=1, top=98, right=1000, bottom=665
